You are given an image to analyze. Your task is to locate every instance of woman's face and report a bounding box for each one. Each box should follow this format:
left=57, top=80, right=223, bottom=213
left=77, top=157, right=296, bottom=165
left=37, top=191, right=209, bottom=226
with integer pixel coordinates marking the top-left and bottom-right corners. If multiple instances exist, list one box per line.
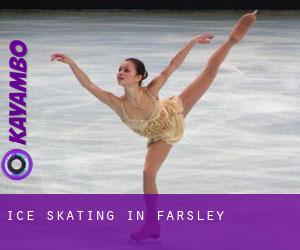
left=117, top=60, right=142, bottom=86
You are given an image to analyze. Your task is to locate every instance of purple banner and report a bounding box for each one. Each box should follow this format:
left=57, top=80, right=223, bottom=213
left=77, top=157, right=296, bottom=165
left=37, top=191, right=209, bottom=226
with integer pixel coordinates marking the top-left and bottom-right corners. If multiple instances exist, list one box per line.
left=0, top=195, right=299, bottom=249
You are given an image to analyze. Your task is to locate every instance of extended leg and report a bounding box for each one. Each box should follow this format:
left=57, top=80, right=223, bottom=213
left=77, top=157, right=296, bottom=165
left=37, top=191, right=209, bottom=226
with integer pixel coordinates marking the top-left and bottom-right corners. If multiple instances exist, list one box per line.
left=179, top=38, right=235, bottom=117
left=179, top=12, right=256, bottom=117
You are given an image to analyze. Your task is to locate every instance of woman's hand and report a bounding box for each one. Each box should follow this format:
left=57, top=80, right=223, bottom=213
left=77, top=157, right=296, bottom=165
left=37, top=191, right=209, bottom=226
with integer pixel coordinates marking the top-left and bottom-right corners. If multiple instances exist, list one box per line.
left=50, top=53, right=74, bottom=65
left=192, top=33, right=215, bottom=44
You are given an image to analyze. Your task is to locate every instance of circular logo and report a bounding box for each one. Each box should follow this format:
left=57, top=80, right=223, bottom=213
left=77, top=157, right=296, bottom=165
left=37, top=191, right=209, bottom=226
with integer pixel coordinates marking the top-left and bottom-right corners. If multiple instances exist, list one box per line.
left=1, top=149, right=33, bottom=180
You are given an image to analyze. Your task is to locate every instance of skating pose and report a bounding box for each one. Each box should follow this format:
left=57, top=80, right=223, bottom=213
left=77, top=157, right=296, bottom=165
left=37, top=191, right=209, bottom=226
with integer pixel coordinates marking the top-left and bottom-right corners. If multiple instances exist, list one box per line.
left=51, top=11, right=257, bottom=241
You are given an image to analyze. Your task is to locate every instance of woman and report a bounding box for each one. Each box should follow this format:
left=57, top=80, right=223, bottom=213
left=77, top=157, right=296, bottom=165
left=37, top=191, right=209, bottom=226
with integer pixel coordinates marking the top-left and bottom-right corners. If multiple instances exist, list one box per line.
left=51, top=11, right=257, bottom=240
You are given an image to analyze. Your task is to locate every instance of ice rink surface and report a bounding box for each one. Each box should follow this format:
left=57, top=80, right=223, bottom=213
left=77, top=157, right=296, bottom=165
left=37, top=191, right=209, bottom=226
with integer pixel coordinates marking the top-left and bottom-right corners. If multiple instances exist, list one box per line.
left=0, top=10, right=299, bottom=193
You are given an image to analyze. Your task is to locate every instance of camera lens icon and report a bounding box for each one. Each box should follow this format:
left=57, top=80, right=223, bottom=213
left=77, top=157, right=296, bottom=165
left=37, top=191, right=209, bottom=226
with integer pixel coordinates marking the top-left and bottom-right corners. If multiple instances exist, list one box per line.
left=1, top=149, right=33, bottom=180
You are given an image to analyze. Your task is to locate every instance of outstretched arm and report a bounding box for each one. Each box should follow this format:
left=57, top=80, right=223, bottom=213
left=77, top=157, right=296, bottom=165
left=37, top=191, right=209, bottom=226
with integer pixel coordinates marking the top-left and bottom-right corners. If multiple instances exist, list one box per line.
left=51, top=53, right=122, bottom=114
left=147, top=33, right=214, bottom=96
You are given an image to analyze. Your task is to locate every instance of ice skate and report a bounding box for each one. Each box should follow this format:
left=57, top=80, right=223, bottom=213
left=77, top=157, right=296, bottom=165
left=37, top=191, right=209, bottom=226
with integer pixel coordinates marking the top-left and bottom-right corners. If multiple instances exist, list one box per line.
left=130, top=221, right=161, bottom=241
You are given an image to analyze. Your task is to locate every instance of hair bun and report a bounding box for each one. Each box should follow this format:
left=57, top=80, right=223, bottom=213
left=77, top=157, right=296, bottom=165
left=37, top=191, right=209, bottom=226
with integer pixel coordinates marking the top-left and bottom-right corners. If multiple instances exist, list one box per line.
left=143, top=70, right=148, bottom=80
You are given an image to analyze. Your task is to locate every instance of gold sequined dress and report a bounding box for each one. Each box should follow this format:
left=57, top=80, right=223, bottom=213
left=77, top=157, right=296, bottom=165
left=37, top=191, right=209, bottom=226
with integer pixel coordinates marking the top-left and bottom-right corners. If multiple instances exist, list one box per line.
left=120, top=91, right=185, bottom=146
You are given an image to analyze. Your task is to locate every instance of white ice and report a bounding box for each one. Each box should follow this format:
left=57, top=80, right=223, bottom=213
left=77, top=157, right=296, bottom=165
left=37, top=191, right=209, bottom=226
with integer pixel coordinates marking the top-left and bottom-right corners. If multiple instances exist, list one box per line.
left=0, top=10, right=299, bottom=193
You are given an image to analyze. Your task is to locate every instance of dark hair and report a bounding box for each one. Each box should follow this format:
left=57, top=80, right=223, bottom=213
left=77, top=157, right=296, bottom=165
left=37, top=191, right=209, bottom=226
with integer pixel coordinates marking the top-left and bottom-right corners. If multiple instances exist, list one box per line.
left=125, top=58, right=148, bottom=86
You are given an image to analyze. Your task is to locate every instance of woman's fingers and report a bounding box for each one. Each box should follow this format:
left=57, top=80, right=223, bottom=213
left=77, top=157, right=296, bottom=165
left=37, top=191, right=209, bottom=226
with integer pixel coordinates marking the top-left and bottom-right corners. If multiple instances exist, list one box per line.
left=205, top=35, right=214, bottom=43
left=50, top=53, right=65, bottom=62
left=51, top=56, right=63, bottom=62
left=196, top=33, right=214, bottom=44
left=203, top=33, right=214, bottom=39
left=51, top=53, right=65, bottom=57
left=50, top=55, right=58, bottom=61
left=50, top=54, right=59, bottom=61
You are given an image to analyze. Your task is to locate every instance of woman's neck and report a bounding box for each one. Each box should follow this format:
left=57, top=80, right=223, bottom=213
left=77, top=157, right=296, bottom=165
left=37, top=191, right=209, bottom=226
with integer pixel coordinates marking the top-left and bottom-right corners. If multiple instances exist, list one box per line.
left=123, top=85, right=143, bottom=105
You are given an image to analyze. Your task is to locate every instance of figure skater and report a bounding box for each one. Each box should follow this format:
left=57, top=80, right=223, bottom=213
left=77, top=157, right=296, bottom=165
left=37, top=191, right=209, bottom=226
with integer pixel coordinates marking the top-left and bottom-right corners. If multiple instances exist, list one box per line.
left=51, top=11, right=257, bottom=241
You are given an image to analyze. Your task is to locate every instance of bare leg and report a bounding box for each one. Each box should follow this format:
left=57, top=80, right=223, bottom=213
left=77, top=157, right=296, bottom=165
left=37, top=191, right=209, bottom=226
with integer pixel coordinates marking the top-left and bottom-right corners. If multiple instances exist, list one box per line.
left=179, top=38, right=235, bottom=117
left=179, top=12, right=256, bottom=117
left=130, top=140, right=172, bottom=241
left=143, top=140, right=172, bottom=194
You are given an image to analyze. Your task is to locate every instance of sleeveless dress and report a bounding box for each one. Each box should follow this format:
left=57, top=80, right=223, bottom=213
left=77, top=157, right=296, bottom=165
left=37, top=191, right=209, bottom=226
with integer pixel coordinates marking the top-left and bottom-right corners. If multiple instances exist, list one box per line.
left=119, top=91, right=185, bottom=147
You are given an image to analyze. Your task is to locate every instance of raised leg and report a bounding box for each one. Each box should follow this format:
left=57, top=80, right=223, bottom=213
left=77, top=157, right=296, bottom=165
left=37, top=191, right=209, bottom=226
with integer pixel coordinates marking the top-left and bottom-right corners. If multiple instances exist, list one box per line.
left=179, top=11, right=256, bottom=117
left=179, top=39, right=235, bottom=117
